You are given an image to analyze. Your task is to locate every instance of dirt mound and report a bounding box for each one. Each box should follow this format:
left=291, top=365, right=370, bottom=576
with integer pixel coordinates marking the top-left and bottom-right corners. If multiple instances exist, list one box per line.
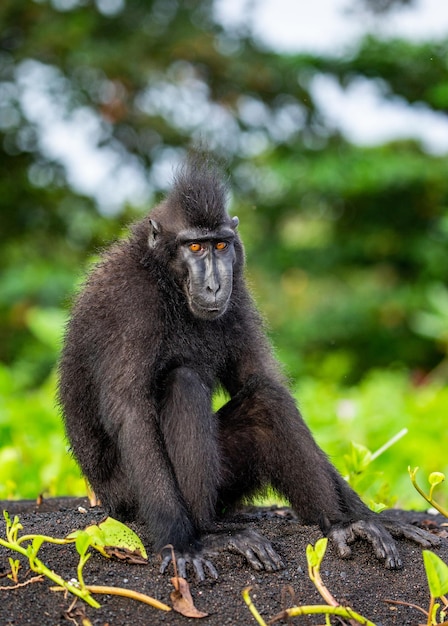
left=0, top=498, right=447, bottom=625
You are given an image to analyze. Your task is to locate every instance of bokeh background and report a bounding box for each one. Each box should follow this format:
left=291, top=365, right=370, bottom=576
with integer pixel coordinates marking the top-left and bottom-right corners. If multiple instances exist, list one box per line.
left=1, top=0, right=447, bottom=509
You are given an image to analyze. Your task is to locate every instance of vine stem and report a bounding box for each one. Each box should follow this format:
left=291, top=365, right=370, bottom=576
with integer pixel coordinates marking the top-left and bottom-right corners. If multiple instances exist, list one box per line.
left=85, top=585, right=171, bottom=611
left=17, top=535, right=71, bottom=546
left=242, top=587, right=268, bottom=626
left=409, top=468, right=448, bottom=517
left=269, top=604, right=377, bottom=625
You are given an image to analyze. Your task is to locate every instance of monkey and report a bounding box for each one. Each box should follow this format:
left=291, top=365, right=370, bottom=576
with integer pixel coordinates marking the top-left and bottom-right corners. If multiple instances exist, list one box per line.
left=59, top=153, right=439, bottom=580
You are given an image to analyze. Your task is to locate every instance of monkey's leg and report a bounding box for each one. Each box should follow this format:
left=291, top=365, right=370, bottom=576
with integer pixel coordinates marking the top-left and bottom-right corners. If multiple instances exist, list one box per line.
left=157, top=366, right=222, bottom=579
left=185, top=386, right=285, bottom=574
left=159, top=366, right=221, bottom=527
left=217, top=375, right=439, bottom=569
left=218, top=376, right=373, bottom=523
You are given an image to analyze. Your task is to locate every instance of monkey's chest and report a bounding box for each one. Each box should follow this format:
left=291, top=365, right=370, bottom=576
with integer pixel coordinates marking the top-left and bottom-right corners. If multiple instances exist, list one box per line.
left=158, top=319, right=229, bottom=385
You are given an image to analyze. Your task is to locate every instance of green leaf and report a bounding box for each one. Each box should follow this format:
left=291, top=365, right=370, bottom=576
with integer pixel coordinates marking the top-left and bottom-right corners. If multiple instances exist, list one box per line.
left=97, top=517, right=148, bottom=559
left=344, top=441, right=372, bottom=476
left=74, top=531, right=92, bottom=558
left=31, top=536, right=45, bottom=555
left=428, top=472, right=445, bottom=488
left=313, top=538, right=328, bottom=564
left=25, top=536, right=45, bottom=560
left=423, top=550, right=448, bottom=598
left=67, top=517, right=147, bottom=560
left=306, top=538, right=327, bottom=570
left=369, top=501, right=387, bottom=513
left=68, top=525, right=107, bottom=557
left=306, top=543, right=318, bottom=569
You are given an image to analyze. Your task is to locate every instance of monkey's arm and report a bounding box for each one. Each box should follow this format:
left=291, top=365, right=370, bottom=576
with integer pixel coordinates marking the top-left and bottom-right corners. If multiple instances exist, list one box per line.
left=287, top=391, right=440, bottom=566
left=222, top=315, right=440, bottom=568
left=118, top=400, right=221, bottom=579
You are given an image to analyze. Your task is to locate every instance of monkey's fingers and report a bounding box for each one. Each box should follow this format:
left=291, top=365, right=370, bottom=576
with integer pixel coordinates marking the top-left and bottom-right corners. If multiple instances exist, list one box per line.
left=382, top=521, right=441, bottom=548
left=177, top=556, right=188, bottom=579
left=327, top=525, right=355, bottom=559
left=160, top=551, right=218, bottom=581
left=158, top=550, right=189, bottom=578
left=227, top=529, right=284, bottom=572
left=329, top=520, right=403, bottom=569
left=191, top=557, right=218, bottom=581
left=248, top=538, right=284, bottom=572
left=255, top=546, right=284, bottom=572
left=159, top=553, right=173, bottom=575
left=241, top=547, right=265, bottom=571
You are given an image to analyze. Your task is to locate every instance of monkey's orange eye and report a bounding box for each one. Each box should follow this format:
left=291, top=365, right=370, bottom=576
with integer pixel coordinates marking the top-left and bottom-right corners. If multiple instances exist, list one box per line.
left=189, top=243, right=202, bottom=252
left=215, top=242, right=227, bottom=250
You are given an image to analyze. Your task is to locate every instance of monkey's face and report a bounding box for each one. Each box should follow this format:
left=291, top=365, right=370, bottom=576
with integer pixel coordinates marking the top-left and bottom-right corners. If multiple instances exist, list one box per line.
left=179, top=235, right=236, bottom=320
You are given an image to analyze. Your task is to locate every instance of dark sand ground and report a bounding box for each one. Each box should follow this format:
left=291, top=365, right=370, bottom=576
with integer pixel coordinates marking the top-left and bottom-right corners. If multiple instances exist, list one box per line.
left=0, top=497, right=447, bottom=626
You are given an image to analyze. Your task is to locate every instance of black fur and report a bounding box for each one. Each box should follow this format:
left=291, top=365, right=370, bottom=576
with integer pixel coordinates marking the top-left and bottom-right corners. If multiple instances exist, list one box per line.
left=59, top=156, right=438, bottom=577
left=171, top=154, right=229, bottom=229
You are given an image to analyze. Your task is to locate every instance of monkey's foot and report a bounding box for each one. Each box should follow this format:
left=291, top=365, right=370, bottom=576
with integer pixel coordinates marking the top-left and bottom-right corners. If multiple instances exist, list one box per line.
left=159, top=547, right=218, bottom=581
left=328, top=518, right=441, bottom=570
left=203, top=528, right=284, bottom=572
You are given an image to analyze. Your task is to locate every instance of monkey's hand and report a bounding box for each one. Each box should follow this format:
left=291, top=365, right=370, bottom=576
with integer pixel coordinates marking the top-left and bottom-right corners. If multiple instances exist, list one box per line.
left=328, top=518, right=440, bottom=569
left=203, top=528, right=285, bottom=572
left=159, top=547, right=218, bottom=581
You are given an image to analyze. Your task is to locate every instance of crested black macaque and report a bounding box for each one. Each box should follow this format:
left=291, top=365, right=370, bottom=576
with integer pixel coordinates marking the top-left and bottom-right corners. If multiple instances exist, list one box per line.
left=59, top=155, right=438, bottom=580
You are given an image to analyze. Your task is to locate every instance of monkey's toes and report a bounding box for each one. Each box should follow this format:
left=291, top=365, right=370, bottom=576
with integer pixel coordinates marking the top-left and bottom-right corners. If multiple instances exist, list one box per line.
left=328, top=520, right=404, bottom=569
left=384, top=520, right=442, bottom=549
left=159, top=549, right=218, bottom=581
left=226, top=529, right=285, bottom=572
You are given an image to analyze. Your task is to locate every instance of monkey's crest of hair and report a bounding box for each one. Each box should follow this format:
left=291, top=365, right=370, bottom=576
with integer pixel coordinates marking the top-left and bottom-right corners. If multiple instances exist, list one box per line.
left=169, top=154, right=230, bottom=231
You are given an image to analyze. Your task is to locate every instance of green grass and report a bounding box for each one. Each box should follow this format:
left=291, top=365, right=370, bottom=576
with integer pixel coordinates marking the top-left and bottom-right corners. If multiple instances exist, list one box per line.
left=296, top=370, right=448, bottom=509
left=0, top=362, right=446, bottom=510
left=0, top=367, right=84, bottom=499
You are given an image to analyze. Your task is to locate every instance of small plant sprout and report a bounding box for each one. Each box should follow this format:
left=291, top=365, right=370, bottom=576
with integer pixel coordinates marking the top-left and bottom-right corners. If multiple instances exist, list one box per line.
left=7, top=557, right=21, bottom=583
left=73, top=531, right=93, bottom=591
left=0, top=511, right=100, bottom=608
left=0, top=511, right=171, bottom=613
left=243, top=538, right=377, bottom=626
left=344, top=429, right=408, bottom=480
left=429, top=474, right=446, bottom=503
left=409, top=467, right=448, bottom=518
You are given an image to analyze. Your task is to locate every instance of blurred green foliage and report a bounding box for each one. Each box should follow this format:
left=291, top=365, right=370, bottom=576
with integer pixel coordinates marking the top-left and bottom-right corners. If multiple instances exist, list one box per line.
left=0, top=0, right=447, bottom=504
left=294, top=370, right=448, bottom=510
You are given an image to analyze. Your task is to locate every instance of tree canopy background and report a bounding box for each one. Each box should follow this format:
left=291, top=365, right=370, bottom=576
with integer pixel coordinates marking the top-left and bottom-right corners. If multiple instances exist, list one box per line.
left=1, top=0, right=447, bottom=503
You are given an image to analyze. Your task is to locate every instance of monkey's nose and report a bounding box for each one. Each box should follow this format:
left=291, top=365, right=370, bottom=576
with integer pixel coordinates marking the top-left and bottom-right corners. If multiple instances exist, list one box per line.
left=206, top=274, right=220, bottom=295
left=206, top=283, right=220, bottom=295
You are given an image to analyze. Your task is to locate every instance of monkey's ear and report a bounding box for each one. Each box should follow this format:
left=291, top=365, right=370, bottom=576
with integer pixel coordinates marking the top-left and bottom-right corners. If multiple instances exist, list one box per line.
left=148, top=219, right=160, bottom=248
left=231, top=216, right=239, bottom=230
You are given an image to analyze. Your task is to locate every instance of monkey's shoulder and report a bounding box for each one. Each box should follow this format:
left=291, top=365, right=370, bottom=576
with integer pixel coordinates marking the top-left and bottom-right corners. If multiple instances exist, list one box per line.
left=78, top=240, right=159, bottom=299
